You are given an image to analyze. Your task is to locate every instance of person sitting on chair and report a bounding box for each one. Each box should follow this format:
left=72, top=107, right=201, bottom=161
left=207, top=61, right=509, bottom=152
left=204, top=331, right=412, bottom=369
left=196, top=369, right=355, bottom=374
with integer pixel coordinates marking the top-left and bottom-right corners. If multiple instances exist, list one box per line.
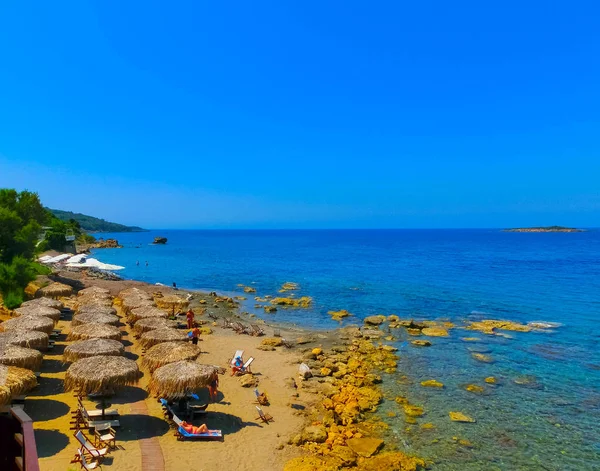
left=180, top=421, right=209, bottom=434
left=231, top=356, right=243, bottom=376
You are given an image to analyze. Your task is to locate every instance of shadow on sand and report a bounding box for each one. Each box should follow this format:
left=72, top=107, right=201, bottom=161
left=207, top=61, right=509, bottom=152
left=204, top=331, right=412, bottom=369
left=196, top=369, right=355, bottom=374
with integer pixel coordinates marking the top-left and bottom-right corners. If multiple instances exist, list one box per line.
left=26, top=398, right=70, bottom=422
left=117, top=414, right=171, bottom=441
left=30, top=376, right=64, bottom=397
left=110, top=386, right=148, bottom=404
left=34, top=429, right=71, bottom=458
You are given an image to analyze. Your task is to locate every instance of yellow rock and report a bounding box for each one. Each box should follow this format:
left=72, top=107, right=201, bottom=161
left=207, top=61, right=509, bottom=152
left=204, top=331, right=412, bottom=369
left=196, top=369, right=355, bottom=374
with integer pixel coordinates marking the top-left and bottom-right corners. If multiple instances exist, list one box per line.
left=407, top=328, right=422, bottom=336
left=485, top=376, right=497, bottom=384
left=321, top=367, right=332, bottom=377
left=387, top=412, right=396, bottom=418
left=243, top=286, right=256, bottom=293
left=346, top=437, right=383, bottom=457
left=198, top=327, right=213, bottom=335
left=364, top=315, right=387, bottom=326
left=405, top=416, right=417, bottom=424
left=465, top=384, right=484, bottom=393
left=421, top=379, right=444, bottom=388
left=471, top=353, right=493, bottom=363
left=403, top=404, right=424, bottom=417
left=422, top=327, right=449, bottom=337
left=449, top=411, right=475, bottom=423
left=461, top=337, right=481, bottom=342
left=264, top=306, right=277, bottom=313
left=395, top=396, right=409, bottom=405
left=328, top=309, right=351, bottom=320
left=281, top=282, right=299, bottom=291
left=283, top=456, right=340, bottom=471
left=271, top=296, right=312, bottom=308
left=411, top=340, right=431, bottom=347
left=312, top=348, right=323, bottom=356
left=261, top=337, right=283, bottom=347
left=387, top=315, right=400, bottom=323
left=466, top=319, right=532, bottom=335
left=352, top=452, right=426, bottom=471
left=459, top=439, right=474, bottom=447
left=421, top=423, right=436, bottom=430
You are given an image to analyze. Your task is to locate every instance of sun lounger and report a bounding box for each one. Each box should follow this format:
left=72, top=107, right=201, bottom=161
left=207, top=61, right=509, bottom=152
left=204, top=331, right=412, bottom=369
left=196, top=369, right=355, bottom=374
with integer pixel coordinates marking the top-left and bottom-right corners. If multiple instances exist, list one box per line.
left=171, top=414, right=222, bottom=440
left=75, top=430, right=109, bottom=461
left=250, top=324, right=265, bottom=336
left=71, top=448, right=101, bottom=470
left=281, top=338, right=293, bottom=348
left=71, top=407, right=120, bottom=431
left=234, top=357, right=254, bottom=375
left=231, top=322, right=244, bottom=334
left=76, top=398, right=119, bottom=418
left=230, top=350, right=244, bottom=367
left=255, top=406, right=273, bottom=424
left=254, top=388, right=269, bottom=405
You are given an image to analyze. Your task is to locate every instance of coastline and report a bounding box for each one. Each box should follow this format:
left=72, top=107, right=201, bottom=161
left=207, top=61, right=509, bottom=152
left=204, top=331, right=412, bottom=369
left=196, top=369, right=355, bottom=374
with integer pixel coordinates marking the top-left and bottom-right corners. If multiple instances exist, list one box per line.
left=6, top=260, right=417, bottom=471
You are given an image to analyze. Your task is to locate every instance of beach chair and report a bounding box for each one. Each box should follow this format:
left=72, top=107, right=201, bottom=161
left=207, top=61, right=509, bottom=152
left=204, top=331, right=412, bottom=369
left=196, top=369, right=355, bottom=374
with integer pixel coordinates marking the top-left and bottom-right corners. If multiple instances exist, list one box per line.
left=255, top=406, right=274, bottom=424
left=94, top=427, right=116, bottom=450
left=231, top=322, right=244, bottom=334
left=250, top=324, right=265, bottom=336
left=74, top=407, right=120, bottom=431
left=281, top=338, right=293, bottom=349
left=172, top=414, right=222, bottom=440
left=234, top=357, right=254, bottom=375
left=71, top=448, right=101, bottom=470
left=230, top=350, right=244, bottom=367
left=77, top=397, right=119, bottom=419
left=254, top=388, right=269, bottom=406
left=75, top=430, right=109, bottom=461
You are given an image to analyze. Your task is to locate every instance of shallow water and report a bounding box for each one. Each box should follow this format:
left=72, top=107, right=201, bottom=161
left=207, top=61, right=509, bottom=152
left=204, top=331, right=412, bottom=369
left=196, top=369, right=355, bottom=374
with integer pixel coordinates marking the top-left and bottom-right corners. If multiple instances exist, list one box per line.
left=93, top=229, right=600, bottom=469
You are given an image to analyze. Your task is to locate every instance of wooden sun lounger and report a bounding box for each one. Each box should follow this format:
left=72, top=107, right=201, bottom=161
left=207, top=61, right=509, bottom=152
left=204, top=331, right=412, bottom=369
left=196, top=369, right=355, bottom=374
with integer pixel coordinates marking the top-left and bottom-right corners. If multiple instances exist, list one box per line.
left=250, top=324, right=265, bottom=336
left=74, top=430, right=109, bottom=461
left=255, top=406, right=273, bottom=424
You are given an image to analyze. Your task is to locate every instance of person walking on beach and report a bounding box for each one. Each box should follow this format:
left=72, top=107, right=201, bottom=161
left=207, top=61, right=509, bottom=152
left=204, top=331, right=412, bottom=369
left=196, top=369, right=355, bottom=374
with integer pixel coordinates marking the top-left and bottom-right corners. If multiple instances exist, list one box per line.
left=191, top=326, right=200, bottom=345
left=208, top=375, right=219, bottom=402
left=186, top=308, right=195, bottom=329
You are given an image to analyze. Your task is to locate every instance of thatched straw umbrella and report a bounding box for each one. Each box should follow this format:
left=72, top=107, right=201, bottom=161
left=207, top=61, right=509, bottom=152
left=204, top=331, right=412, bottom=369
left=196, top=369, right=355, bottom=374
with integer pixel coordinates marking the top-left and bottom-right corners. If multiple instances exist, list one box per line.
left=140, top=328, right=188, bottom=349
left=121, top=297, right=154, bottom=314
left=77, top=305, right=117, bottom=316
left=119, top=287, right=152, bottom=299
left=148, top=361, right=217, bottom=399
left=0, top=345, right=43, bottom=371
left=64, top=356, right=140, bottom=418
left=1, top=315, right=54, bottom=335
left=14, top=306, right=61, bottom=322
left=128, top=306, right=168, bottom=323
left=0, top=365, right=38, bottom=405
left=142, top=342, right=202, bottom=372
left=133, top=317, right=178, bottom=335
left=0, top=330, right=49, bottom=350
left=72, top=312, right=120, bottom=327
left=77, top=296, right=113, bottom=308
left=78, top=286, right=110, bottom=297
left=21, top=297, right=63, bottom=310
left=63, top=339, right=124, bottom=363
left=154, top=294, right=190, bottom=312
left=67, top=323, right=122, bottom=341
left=38, top=282, right=73, bottom=298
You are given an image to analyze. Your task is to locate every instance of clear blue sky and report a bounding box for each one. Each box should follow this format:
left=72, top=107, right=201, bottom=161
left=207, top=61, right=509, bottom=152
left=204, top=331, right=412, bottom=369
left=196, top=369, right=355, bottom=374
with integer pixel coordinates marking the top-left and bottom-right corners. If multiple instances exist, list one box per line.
left=1, top=1, right=598, bottom=229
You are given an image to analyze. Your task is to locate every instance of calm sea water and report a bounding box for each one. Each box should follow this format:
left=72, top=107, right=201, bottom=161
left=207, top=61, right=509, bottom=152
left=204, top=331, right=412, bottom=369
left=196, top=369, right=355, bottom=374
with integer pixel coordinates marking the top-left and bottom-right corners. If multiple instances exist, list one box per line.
left=93, top=229, right=600, bottom=470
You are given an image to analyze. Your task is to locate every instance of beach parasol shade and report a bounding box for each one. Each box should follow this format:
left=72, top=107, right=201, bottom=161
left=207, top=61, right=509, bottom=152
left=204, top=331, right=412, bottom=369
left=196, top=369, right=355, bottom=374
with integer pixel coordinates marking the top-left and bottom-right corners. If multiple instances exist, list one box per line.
left=21, top=297, right=63, bottom=310
left=133, top=317, right=178, bottom=335
left=154, top=294, right=190, bottom=312
left=14, top=306, right=61, bottom=322
left=38, top=282, right=73, bottom=298
left=72, top=312, right=120, bottom=327
left=78, top=286, right=111, bottom=297
left=63, top=339, right=124, bottom=363
left=67, top=323, right=122, bottom=341
left=64, top=356, right=140, bottom=417
left=0, top=330, right=49, bottom=350
left=0, top=365, right=38, bottom=405
left=142, top=342, right=202, bottom=372
left=140, top=328, right=188, bottom=349
left=128, top=306, right=168, bottom=323
left=0, top=345, right=43, bottom=371
left=1, top=315, right=55, bottom=335
left=77, top=305, right=117, bottom=316
left=148, top=361, right=218, bottom=400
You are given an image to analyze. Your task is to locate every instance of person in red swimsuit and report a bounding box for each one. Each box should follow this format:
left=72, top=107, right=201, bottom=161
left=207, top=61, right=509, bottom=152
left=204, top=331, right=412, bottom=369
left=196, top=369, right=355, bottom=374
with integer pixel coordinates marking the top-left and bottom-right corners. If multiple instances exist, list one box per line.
left=186, top=309, right=195, bottom=329
left=181, top=421, right=209, bottom=434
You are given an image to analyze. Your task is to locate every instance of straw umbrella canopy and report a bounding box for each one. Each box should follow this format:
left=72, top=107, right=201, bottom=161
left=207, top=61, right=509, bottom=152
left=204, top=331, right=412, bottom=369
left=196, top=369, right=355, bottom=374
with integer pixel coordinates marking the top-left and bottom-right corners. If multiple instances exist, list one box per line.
left=0, top=345, right=43, bottom=371
left=72, top=312, right=120, bottom=327
left=1, top=315, right=54, bottom=335
left=133, top=317, right=178, bottom=335
left=121, top=297, right=154, bottom=314
left=148, top=361, right=218, bottom=400
left=0, top=330, right=49, bottom=350
left=67, top=323, right=122, bottom=341
left=78, top=286, right=110, bottom=297
left=14, top=306, right=61, bottom=322
left=77, top=296, right=113, bottom=308
left=128, top=306, right=168, bottom=323
left=21, top=297, right=63, bottom=310
left=140, top=328, right=188, bottom=349
left=154, top=294, right=190, bottom=312
left=38, top=282, right=73, bottom=298
left=142, top=342, right=202, bottom=372
left=0, top=365, right=38, bottom=405
left=65, top=356, right=140, bottom=418
left=63, top=339, right=124, bottom=363
left=77, top=305, right=117, bottom=316
left=119, top=287, right=152, bottom=299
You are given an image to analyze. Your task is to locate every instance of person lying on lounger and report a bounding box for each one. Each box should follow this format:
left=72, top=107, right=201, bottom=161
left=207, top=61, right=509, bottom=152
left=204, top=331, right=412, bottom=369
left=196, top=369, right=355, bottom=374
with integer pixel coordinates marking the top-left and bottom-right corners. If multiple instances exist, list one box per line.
left=180, top=421, right=209, bottom=434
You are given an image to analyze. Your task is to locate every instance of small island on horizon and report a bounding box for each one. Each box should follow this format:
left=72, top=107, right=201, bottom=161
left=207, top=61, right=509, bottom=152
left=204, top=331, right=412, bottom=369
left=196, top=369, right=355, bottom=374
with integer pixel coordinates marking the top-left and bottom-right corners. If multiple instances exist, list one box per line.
left=503, top=226, right=585, bottom=233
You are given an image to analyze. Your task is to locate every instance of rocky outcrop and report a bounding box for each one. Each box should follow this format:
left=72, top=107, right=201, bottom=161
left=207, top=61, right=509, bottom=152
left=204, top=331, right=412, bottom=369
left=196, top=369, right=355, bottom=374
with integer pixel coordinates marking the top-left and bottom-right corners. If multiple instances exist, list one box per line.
left=270, top=297, right=312, bottom=308
left=328, top=309, right=351, bottom=321
left=449, top=411, right=476, bottom=423
left=153, top=237, right=167, bottom=244
left=363, top=315, right=386, bottom=326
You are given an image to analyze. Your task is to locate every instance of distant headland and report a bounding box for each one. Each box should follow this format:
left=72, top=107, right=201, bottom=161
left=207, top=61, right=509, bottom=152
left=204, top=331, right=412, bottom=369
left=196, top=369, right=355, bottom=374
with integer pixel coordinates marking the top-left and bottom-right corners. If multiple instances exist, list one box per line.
left=49, top=208, right=147, bottom=232
left=503, top=226, right=585, bottom=233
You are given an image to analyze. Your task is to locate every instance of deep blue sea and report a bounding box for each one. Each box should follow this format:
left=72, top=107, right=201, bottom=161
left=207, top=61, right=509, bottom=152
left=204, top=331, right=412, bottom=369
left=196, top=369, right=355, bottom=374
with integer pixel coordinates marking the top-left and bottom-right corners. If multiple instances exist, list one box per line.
left=93, top=229, right=600, bottom=470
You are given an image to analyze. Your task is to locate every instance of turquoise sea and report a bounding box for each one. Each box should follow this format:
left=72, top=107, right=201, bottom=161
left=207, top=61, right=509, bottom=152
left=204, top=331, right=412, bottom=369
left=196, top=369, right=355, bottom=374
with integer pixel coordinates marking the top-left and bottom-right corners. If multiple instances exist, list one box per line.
left=93, top=229, right=600, bottom=470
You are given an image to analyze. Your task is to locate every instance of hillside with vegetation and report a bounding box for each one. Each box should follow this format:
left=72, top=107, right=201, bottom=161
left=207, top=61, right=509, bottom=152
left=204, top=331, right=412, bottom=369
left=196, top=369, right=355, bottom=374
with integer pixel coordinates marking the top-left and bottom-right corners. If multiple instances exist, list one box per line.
left=49, top=209, right=146, bottom=233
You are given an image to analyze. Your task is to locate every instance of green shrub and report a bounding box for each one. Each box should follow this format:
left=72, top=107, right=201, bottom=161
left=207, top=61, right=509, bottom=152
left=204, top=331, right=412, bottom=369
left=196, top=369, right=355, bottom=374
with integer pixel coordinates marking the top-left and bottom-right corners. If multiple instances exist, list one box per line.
left=3, top=289, right=23, bottom=309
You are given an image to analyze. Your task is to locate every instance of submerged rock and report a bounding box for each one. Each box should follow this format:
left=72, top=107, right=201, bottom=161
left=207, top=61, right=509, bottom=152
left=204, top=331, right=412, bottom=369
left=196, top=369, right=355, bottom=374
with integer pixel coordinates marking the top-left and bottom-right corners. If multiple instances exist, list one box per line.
left=346, top=437, right=383, bottom=457
left=329, top=309, right=351, bottom=321
left=422, top=327, right=449, bottom=337
left=243, top=286, right=257, bottom=293
left=471, top=353, right=494, bottom=363
left=485, top=376, right=497, bottom=384
left=264, top=306, right=277, bottom=313
left=449, top=411, right=475, bottom=423
left=421, top=379, right=444, bottom=388
left=411, top=340, right=431, bottom=347
left=464, top=384, right=485, bottom=393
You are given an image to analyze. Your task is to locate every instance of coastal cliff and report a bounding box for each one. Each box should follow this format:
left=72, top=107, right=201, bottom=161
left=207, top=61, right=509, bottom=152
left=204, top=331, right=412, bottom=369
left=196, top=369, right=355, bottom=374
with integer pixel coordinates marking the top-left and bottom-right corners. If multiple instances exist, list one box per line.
left=504, top=226, right=584, bottom=233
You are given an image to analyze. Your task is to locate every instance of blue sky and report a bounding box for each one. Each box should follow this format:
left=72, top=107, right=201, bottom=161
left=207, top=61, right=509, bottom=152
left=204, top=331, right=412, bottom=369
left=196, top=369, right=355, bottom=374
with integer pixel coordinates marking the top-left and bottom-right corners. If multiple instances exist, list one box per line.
left=0, top=1, right=598, bottom=229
